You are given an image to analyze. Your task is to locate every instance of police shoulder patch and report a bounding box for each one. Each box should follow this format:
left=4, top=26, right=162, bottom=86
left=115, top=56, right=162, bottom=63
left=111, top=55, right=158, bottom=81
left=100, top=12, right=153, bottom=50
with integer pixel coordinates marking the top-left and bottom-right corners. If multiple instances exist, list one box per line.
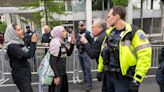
left=138, top=32, right=147, bottom=41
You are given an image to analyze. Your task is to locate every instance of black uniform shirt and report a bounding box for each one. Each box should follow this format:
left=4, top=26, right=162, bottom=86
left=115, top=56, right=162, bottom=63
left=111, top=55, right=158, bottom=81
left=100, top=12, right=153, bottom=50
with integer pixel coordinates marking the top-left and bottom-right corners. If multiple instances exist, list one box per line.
left=41, top=32, right=51, bottom=43
left=107, top=28, right=124, bottom=68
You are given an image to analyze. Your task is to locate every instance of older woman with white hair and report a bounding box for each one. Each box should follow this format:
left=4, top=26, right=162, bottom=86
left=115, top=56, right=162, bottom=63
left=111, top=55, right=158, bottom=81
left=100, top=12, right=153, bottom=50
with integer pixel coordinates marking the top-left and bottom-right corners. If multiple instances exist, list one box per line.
left=3, top=23, right=38, bottom=92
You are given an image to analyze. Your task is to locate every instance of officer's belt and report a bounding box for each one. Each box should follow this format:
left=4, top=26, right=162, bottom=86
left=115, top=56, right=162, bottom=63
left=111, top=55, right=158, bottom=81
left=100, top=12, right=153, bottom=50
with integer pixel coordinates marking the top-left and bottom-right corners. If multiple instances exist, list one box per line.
left=104, top=66, right=121, bottom=73
left=109, top=68, right=121, bottom=72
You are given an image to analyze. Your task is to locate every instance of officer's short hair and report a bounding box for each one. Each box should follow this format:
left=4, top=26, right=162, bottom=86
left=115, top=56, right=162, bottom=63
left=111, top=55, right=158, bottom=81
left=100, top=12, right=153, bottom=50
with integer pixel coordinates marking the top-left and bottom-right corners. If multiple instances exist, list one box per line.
left=93, top=18, right=107, bottom=31
left=26, top=25, right=30, bottom=28
left=43, top=25, right=51, bottom=32
left=111, top=6, right=126, bottom=20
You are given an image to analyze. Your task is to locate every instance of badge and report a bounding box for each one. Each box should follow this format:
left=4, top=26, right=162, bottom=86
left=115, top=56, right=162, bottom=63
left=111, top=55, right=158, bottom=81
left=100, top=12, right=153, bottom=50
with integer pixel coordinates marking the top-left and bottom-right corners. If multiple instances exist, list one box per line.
left=138, top=32, right=147, bottom=41
left=120, top=31, right=124, bottom=38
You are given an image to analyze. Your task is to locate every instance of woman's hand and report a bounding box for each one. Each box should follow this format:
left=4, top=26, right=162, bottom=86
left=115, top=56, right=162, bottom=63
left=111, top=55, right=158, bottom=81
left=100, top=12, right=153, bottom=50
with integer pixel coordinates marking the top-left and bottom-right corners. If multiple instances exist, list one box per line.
left=54, top=77, right=60, bottom=85
left=71, top=31, right=75, bottom=44
left=31, top=33, right=38, bottom=43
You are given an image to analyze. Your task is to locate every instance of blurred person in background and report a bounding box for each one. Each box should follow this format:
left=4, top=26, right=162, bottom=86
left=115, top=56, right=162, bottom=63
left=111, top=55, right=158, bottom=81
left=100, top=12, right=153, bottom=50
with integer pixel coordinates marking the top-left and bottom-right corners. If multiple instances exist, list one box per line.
left=24, top=25, right=34, bottom=47
left=4, top=23, right=38, bottom=92
left=0, top=32, right=4, bottom=48
left=24, top=25, right=36, bottom=69
left=75, top=21, right=94, bottom=92
left=41, top=25, right=51, bottom=54
left=156, top=47, right=164, bottom=92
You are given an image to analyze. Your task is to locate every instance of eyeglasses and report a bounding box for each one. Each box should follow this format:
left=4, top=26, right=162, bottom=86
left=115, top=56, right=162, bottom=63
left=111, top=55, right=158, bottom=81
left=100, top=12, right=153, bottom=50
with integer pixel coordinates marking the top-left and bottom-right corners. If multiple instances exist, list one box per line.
left=92, top=25, right=100, bottom=28
left=80, top=24, right=84, bottom=27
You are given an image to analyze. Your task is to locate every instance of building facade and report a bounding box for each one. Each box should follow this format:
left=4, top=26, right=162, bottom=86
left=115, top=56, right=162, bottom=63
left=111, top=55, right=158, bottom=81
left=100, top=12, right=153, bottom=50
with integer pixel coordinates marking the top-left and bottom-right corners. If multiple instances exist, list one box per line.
left=0, top=0, right=163, bottom=41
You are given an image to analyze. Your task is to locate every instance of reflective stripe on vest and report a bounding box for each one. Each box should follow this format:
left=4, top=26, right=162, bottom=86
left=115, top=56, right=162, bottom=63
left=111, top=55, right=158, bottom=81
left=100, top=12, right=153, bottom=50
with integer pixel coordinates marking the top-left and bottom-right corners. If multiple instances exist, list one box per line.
left=135, top=43, right=150, bottom=52
left=121, top=40, right=131, bottom=46
left=122, top=40, right=137, bottom=59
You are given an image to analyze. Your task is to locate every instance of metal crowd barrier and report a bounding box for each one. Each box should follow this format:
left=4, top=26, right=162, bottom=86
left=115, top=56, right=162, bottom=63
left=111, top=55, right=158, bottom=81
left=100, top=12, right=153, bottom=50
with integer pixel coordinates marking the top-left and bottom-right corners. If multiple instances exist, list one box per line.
left=151, top=45, right=163, bottom=69
left=0, top=45, right=163, bottom=86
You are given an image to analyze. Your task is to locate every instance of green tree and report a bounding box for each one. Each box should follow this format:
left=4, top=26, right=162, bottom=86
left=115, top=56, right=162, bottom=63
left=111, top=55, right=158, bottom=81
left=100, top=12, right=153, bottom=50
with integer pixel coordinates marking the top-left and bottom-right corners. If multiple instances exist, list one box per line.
left=112, top=0, right=128, bottom=6
left=0, top=22, right=7, bottom=33
left=22, top=0, right=65, bottom=27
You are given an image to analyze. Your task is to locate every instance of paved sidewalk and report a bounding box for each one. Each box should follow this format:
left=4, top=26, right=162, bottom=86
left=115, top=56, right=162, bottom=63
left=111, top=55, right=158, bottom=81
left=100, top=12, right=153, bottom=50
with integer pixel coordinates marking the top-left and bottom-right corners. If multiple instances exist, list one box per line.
left=0, top=77, right=161, bottom=92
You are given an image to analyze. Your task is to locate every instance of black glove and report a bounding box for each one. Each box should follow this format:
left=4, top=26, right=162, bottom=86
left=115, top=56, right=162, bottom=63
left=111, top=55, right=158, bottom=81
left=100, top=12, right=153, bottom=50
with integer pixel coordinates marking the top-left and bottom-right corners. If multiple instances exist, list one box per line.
left=129, top=79, right=140, bottom=90
left=97, top=72, right=103, bottom=81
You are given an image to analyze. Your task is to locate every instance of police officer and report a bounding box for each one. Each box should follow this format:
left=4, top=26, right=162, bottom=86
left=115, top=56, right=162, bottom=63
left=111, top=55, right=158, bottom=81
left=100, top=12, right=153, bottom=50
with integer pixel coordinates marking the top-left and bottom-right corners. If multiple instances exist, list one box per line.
left=79, top=18, right=108, bottom=92
left=99, top=6, right=152, bottom=92
left=41, top=25, right=51, bottom=54
left=24, top=25, right=34, bottom=47
left=76, top=21, right=93, bottom=92
left=156, top=47, right=164, bottom=92
left=24, top=26, right=37, bottom=70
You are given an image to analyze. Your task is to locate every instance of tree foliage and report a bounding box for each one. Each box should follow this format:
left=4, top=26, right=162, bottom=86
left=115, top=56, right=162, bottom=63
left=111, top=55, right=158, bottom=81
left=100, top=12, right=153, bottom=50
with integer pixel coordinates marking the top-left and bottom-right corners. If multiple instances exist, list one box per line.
left=112, top=0, right=128, bottom=6
left=22, top=0, right=65, bottom=27
left=0, top=22, right=7, bottom=33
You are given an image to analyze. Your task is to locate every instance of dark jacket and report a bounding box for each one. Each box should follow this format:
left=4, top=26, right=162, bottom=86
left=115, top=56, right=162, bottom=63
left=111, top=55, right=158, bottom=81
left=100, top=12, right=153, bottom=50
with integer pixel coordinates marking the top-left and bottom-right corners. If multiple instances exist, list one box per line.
left=159, top=47, right=164, bottom=67
left=24, top=31, right=34, bottom=47
left=84, top=31, right=106, bottom=62
left=49, top=44, right=74, bottom=77
left=41, top=32, right=51, bottom=44
left=75, top=29, right=94, bottom=53
left=7, top=43, right=36, bottom=85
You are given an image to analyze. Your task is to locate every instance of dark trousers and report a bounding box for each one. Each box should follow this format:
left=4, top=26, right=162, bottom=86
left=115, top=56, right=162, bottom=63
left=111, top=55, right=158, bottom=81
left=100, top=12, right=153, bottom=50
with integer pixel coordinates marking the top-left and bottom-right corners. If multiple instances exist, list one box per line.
left=12, top=67, right=33, bottom=92
left=78, top=51, right=92, bottom=86
left=102, top=70, right=139, bottom=92
left=102, top=71, right=109, bottom=92
left=49, top=74, right=68, bottom=92
left=156, top=68, right=164, bottom=92
left=17, top=84, right=33, bottom=92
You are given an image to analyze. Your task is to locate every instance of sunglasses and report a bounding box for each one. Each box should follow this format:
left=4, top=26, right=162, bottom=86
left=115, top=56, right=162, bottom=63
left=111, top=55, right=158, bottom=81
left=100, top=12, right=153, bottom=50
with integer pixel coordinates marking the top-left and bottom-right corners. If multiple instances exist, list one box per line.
left=80, top=24, right=84, bottom=27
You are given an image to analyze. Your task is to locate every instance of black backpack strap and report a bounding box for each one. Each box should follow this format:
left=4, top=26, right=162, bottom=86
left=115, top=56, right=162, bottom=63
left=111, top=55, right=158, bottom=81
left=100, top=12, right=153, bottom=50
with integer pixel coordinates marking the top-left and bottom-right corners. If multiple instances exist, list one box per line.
left=129, top=25, right=140, bottom=41
left=58, top=46, right=62, bottom=58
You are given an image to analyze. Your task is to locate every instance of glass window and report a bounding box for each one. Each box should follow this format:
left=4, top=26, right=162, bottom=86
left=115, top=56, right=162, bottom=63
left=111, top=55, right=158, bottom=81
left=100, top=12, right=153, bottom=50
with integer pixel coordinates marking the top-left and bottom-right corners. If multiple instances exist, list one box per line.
left=153, top=0, right=160, bottom=10
left=133, top=0, right=141, bottom=9
left=92, top=0, right=102, bottom=10
left=104, top=0, right=108, bottom=10
left=143, top=18, right=152, bottom=34
left=72, top=0, right=85, bottom=11
left=133, top=0, right=160, bottom=10
left=153, top=18, right=162, bottom=28
left=133, top=19, right=141, bottom=29
left=143, top=0, right=151, bottom=10
left=65, top=1, right=72, bottom=11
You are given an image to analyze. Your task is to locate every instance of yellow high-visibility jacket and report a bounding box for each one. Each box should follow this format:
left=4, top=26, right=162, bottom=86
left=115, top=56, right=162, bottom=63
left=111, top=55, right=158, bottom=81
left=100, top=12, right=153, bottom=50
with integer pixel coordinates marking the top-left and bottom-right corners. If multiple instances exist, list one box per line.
left=98, top=22, right=152, bottom=83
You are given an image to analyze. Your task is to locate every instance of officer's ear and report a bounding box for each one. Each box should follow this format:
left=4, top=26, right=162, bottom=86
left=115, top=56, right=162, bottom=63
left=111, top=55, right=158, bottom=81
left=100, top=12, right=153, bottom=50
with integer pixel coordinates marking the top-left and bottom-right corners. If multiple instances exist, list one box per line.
left=115, top=14, right=120, bottom=20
